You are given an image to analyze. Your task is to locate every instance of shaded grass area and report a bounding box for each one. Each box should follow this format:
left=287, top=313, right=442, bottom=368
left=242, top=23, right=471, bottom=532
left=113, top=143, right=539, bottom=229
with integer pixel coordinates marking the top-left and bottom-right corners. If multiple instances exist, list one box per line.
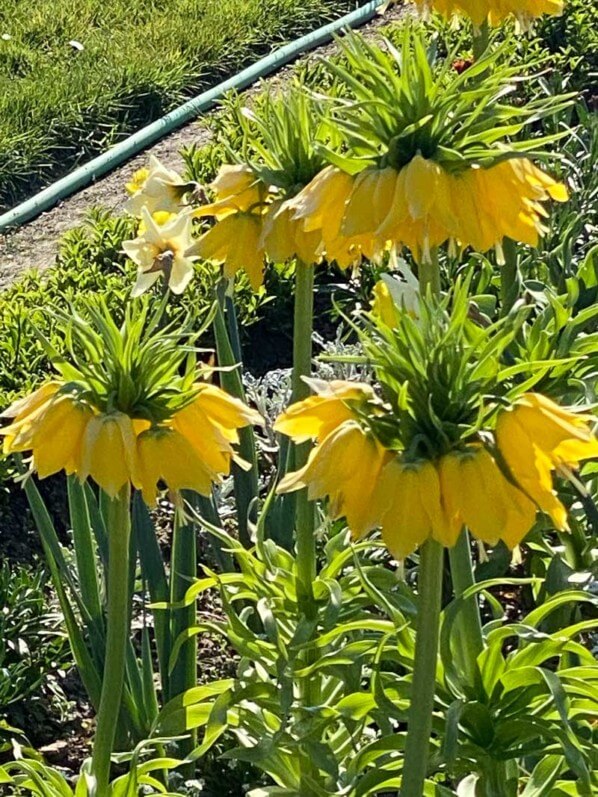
left=0, top=0, right=364, bottom=211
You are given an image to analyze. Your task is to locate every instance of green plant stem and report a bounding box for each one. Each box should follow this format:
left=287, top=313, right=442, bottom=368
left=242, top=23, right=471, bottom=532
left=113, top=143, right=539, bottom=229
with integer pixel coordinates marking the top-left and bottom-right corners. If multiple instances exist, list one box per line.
left=291, top=263, right=315, bottom=404
left=92, top=484, right=131, bottom=794
left=292, top=263, right=316, bottom=609
left=291, top=263, right=320, bottom=793
left=500, top=237, right=520, bottom=316
left=448, top=530, right=484, bottom=686
left=168, top=504, right=198, bottom=771
left=402, top=540, right=444, bottom=797
left=214, top=279, right=259, bottom=548
left=419, top=248, right=440, bottom=296
left=473, top=20, right=490, bottom=60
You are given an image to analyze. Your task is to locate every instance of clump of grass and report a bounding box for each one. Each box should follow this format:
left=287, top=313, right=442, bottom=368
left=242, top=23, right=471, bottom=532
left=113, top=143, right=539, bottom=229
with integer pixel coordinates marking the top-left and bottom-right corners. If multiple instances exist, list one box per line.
left=0, top=0, right=364, bottom=212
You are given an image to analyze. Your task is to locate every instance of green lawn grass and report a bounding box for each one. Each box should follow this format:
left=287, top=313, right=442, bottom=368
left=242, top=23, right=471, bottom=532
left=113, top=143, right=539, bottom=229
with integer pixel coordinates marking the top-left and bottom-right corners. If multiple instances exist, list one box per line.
left=0, top=0, right=363, bottom=212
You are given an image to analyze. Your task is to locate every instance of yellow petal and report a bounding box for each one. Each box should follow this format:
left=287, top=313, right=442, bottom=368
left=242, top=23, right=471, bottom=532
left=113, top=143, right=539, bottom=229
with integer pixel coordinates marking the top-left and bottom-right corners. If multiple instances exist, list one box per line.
left=496, top=411, right=569, bottom=531
left=80, top=414, right=138, bottom=497
left=194, top=384, right=262, bottom=430
left=1, top=382, right=61, bottom=420
left=376, top=460, right=434, bottom=559
left=172, top=405, right=233, bottom=476
left=404, top=155, right=440, bottom=220
left=502, top=479, right=538, bottom=549
left=32, top=399, right=93, bottom=479
left=342, top=169, right=383, bottom=238
left=137, top=428, right=215, bottom=506
left=274, top=381, right=373, bottom=443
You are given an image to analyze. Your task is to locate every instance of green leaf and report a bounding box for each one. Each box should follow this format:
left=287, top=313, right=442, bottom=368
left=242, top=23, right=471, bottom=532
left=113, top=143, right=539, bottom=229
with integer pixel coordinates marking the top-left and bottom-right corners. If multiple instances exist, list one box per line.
left=521, top=756, right=566, bottom=796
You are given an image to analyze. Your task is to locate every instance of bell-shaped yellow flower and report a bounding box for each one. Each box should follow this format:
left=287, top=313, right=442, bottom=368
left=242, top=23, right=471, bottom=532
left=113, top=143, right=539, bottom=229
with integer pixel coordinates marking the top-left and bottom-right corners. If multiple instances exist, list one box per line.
left=194, top=164, right=267, bottom=221
left=137, top=427, right=218, bottom=506
left=488, top=0, right=564, bottom=27
left=294, top=156, right=567, bottom=264
left=373, top=458, right=458, bottom=558
left=412, top=0, right=563, bottom=27
left=274, top=379, right=375, bottom=443
left=278, top=421, right=391, bottom=538
left=1, top=382, right=61, bottom=453
left=189, top=211, right=266, bottom=290
left=495, top=393, right=598, bottom=530
left=439, top=446, right=538, bottom=548
left=171, top=384, right=263, bottom=480
left=469, top=159, right=568, bottom=250
left=1, top=379, right=262, bottom=505
left=1, top=387, right=95, bottom=479
left=291, top=166, right=379, bottom=268
left=189, top=163, right=274, bottom=287
left=79, top=413, right=141, bottom=498
left=260, top=199, right=323, bottom=265
left=188, top=384, right=263, bottom=439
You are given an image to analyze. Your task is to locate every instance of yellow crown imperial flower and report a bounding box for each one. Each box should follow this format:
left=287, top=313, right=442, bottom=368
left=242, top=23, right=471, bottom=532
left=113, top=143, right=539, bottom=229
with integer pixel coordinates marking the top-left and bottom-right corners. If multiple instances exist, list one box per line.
left=289, top=165, right=381, bottom=269
left=412, top=0, right=563, bottom=27
left=2, top=385, right=95, bottom=479
left=123, top=207, right=198, bottom=297
left=0, top=381, right=260, bottom=503
left=275, top=372, right=598, bottom=558
left=295, top=155, right=567, bottom=265
left=373, top=458, right=457, bottom=558
left=259, top=199, right=323, bottom=267
left=274, top=379, right=376, bottom=443
left=188, top=164, right=269, bottom=288
left=487, top=0, right=564, bottom=27
left=495, top=394, right=598, bottom=531
left=193, top=164, right=268, bottom=220
left=79, top=412, right=141, bottom=497
left=0, top=303, right=262, bottom=504
left=294, top=31, right=571, bottom=264
left=124, top=155, right=191, bottom=216
left=189, top=210, right=266, bottom=290
left=193, top=87, right=361, bottom=280
left=136, top=426, right=220, bottom=507
left=438, top=446, right=537, bottom=549
left=276, top=387, right=544, bottom=556
left=278, top=421, right=392, bottom=539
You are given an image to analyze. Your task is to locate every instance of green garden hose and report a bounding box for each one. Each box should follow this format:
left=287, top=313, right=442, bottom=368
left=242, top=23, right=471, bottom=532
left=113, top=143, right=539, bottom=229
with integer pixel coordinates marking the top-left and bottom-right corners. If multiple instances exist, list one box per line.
left=0, top=1, right=383, bottom=234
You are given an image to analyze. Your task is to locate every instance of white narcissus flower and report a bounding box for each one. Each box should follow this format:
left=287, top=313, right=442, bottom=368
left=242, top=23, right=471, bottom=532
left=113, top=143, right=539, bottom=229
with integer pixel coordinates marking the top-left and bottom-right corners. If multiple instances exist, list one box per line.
left=123, top=208, right=197, bottom=296
left=124, top=155, right=189, bottom=216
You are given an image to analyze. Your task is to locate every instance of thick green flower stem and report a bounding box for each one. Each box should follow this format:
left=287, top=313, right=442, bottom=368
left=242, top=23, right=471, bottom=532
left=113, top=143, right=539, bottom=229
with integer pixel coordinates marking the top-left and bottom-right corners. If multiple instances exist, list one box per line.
left=92, top=484, right=131, bottom=794
left=473, top=20, right=490, bottom=61
left=291, top=263, right=320, bottom=792
left=168, top=505, right=198, bottom=772
left=291, top=263, right=315, bottom=405
left=500, top=237, right=520, bottom=316
left=448, top=530, right=484, bottom=686
left=419, top=249, right=440, bottom=296
left=292, top=263, right=317, bottom=610
left=402, top=540, right=444, bottom=797
left=214, top=280, right=259, bottom=548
